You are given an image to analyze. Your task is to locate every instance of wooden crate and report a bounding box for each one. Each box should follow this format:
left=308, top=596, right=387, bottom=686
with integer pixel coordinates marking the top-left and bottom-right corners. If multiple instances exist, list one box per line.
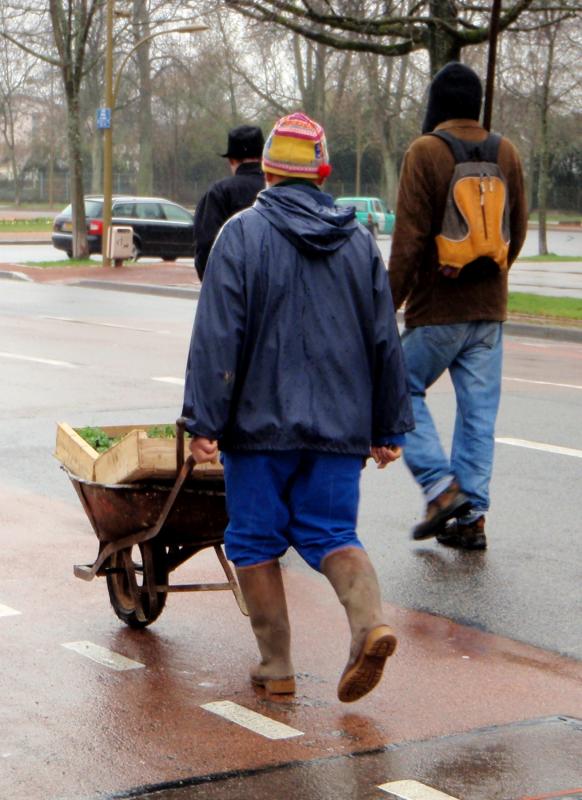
left=55, top=423, right=222, bottom=484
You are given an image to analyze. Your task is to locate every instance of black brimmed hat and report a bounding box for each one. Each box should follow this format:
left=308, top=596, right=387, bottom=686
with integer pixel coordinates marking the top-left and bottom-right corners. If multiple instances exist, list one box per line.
left=221, top=125, right=265, bottom=159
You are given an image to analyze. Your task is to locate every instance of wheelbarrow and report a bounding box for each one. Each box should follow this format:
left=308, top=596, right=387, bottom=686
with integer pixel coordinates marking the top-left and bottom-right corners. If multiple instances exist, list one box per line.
left=66, top=419, right=247, bottom=627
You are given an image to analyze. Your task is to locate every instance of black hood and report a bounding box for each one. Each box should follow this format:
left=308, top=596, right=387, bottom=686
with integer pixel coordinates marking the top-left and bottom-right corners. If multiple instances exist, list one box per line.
left=422, top=62, right=483, bottom=134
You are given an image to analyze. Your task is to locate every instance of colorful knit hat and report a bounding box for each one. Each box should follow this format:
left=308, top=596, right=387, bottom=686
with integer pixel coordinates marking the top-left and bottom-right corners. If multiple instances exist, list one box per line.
left=262, top=112, right=331, bottom=180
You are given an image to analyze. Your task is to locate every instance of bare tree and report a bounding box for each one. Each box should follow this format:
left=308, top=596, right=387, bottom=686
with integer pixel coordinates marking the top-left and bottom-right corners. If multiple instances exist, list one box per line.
left=224, top=0, right=580, bottom=75
left=0, top=28, right=38, bottom=204
left=133, top=0, right=154, bottom=195
left=48, top=0, right=101, bottom=256
left=1, top=1, right=100, bottom=255
left=499, top=6, right=582, bottom=253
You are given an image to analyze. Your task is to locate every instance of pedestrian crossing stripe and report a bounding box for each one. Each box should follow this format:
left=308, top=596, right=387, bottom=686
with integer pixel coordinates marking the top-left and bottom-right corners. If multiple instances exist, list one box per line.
left=201, top=700, right=303, bottom=740
left=62, top=641, right=145, bottom=671
left=496, top=437, right=582, bottom=459
left=518, top=791, right=582, bottom=800
left=504, top=376, right=582, bottom=391
left=152, top=376, right=184, bottom=385
left=378, top=780, right=459, bottom=799
left=0, top=604, right=21, bottom=617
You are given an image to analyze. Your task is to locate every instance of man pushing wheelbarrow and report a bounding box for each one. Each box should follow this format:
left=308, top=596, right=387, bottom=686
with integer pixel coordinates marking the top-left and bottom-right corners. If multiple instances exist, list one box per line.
left=181, top=112, right=413, bottom=703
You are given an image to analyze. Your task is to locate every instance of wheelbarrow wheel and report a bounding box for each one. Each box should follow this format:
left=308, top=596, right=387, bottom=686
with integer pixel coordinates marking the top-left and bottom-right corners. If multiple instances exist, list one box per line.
left=106, top=541, right=167, bottom=628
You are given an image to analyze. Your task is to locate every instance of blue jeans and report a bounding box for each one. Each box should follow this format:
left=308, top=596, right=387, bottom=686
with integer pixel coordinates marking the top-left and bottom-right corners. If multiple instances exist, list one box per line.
left=401, top=322, right=503, bottom=516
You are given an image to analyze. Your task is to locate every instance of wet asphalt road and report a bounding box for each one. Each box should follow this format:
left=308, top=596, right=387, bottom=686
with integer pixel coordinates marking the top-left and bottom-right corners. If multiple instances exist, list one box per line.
left=0, top=280, right=581, bottom=799
left=3, top=227, right=582, bottom=299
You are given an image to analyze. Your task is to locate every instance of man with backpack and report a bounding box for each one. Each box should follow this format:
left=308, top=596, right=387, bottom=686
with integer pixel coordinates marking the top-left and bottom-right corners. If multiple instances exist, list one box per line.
left=388, top=61, right=528, bottom=550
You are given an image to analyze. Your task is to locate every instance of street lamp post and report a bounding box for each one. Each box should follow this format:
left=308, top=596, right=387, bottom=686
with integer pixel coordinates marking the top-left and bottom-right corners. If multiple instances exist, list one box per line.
left=102, top=0, right=115, bottom=268
left=101, top=6, right=207, bottom=267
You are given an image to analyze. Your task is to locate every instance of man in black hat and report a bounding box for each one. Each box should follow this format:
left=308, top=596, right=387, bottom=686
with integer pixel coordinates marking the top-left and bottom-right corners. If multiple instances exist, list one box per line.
left=193, top=125, right=265, bottom=280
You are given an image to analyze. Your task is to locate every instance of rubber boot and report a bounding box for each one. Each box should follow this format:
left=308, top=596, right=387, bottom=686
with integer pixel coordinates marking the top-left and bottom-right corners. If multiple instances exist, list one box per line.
left=235, top=560, right=296, bottom=695
left=322, top=547, right=397, bottom=703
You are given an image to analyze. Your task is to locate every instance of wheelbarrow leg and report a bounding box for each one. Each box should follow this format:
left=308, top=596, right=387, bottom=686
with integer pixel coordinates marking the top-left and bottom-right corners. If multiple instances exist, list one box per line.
left=122, top=549, right=147, bottom=623
left=141, top=541, right=162, bottom=621
left=214, top=545, right=248, bottom=616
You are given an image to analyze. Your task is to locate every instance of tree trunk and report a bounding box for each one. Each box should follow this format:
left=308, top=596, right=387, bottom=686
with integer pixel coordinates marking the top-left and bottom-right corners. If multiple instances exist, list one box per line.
left=10, top=149, right=21, bottom=205
left=382, top=153, right=398, bottom=210
left=4, top=107, right=21, bottom=205
left=537, top=110, right=549, bottom=256
left=91, top=131, right=102, bottom=194
left=355, top=107, right=363, bottom=195
left=427, top=0, right=461, bottom=74
left=294, top=38, right=327, bottom=120
left=48, top=0, right=94, bottom=258
left=537, top=31, right=555, bottom=256
left=362, top=55, right=407, bottom=207
left=133, top=0, right=153, bottom=196
left=66, top=91, right=89, bottom=258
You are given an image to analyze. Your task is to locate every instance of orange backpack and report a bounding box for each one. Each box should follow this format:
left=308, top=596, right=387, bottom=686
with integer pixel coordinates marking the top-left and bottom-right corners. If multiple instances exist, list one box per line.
left=430, top=131, right=510, bottom=279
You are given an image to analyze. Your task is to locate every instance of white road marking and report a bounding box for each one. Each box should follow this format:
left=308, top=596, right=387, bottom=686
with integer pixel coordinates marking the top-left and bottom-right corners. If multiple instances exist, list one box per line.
left=505, top=376, right=582, bottom=391
left=152, top=376, right=184, bottom=386
left=0, top=351, right=76, bottom=368
left=516, top=342, right=553, bottom=348
left=378, top=779, right=459, bottom=799
left=41, top=315, right=169, bottom=335
left=0, top=604, right=21, bottom=617
left=62, top=641, right=145, bottom=671
left=201, top=700, right=303, bottom=740
left=496, top=437, right=582, bottom=459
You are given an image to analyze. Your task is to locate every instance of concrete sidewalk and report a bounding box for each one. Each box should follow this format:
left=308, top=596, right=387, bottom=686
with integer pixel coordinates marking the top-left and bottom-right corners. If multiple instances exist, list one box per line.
left=0, top=259, right=201, bottom=296
left=2, top=259, right=582, bottom=343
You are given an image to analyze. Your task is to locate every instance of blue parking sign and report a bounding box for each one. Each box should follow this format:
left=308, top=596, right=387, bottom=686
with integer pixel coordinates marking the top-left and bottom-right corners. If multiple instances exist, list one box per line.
left=96, top=107, right=111, bottom=130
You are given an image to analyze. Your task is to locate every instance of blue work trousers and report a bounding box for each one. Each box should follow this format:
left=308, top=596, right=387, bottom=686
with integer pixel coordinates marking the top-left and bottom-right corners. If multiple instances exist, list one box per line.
left=222, top=451, right=364, bottom=571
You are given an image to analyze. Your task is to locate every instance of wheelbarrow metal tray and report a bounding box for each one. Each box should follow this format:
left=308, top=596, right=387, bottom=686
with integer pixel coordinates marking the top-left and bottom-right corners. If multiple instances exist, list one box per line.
left=68, top=471, right=228, bottom=545
left=55, top=422, right=222, bottom=484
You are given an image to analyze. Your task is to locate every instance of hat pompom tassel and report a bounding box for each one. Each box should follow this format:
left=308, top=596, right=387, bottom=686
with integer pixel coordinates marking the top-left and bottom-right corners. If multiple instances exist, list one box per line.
left=318, top=163, right=332, bottom=179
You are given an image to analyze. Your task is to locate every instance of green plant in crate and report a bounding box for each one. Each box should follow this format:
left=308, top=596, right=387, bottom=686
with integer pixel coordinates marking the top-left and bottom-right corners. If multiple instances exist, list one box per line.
left=77, top=427, right=120, bottom=453
left=146, top=425, right=176, bottom=439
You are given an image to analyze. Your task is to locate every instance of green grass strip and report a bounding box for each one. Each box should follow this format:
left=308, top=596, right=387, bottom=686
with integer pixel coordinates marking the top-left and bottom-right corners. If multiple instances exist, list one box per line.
left=24, top=258, right=98, bottom=268
left=0, top=218, right=53, bottom=233
left=518, top=254, right=582, bottom=262
left=508, top=292, right=582, bottom=321
left=528, top=212, right=582, bottom=223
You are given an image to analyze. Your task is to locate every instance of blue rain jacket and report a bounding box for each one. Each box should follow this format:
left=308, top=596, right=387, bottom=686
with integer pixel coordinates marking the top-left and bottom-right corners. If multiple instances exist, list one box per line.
left=182, top=183, right=413, bottom=456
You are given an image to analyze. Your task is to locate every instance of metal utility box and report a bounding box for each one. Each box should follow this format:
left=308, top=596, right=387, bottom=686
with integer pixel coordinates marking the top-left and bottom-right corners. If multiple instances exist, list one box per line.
left=107, top=225, right=133, bottom=260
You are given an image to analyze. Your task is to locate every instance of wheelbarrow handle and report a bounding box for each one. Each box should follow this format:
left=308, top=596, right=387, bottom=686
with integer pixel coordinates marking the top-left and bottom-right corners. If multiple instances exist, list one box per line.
left=176, top=417, right=188, bottom=471
left=75, top=454, right=197, bottom=581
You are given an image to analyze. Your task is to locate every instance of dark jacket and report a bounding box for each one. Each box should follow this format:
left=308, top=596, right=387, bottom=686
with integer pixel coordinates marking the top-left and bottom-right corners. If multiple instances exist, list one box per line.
left=388, top=119, right=528, bottom=327
left=182, top=183, right=414, bottom=456
left=193, top=162, right=265, bottom=280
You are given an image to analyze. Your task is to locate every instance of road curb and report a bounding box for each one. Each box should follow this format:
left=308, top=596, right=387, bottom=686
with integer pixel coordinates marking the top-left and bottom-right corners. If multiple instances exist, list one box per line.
left=392, top=312, right=582, bottom=344
left=76, top=282, right=582, bottom=344
left=0, top=239, right=51, bottom=245
left=503, top=320, right=582, bottom=343
left=2, top=270, right=581, bottom=343
left=73, top=279, right=199, bottom=300
left=0, top=269, right=32, bottom=282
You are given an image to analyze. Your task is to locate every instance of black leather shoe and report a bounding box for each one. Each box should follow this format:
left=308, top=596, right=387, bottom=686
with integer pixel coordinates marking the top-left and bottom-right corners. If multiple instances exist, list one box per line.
left=411, top=481, right=472, bottom=541
left=436, top=516, right=487, bottom=550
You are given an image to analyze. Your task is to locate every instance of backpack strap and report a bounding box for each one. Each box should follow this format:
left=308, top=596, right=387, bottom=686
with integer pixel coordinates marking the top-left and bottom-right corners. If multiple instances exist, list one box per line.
left=429, top=130, right=502, bottom=163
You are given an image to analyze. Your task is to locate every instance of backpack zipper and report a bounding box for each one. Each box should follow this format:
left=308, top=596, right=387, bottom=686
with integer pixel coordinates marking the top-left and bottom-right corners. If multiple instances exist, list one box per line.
left=480, top=173, right=488, bottom=239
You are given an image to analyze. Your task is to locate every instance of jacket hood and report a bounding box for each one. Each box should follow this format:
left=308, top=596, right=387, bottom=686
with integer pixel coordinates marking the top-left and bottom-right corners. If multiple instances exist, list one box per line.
left=422, top=61, right=483, bottom=134
left=254, top=184, right=358, bottom=255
